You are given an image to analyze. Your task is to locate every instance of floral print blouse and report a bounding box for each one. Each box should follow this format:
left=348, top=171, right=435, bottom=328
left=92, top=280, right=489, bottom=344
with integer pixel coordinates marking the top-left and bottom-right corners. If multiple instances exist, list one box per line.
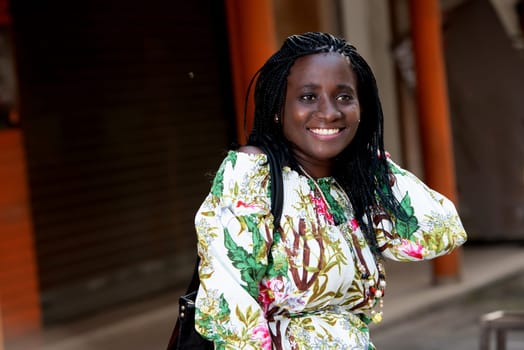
left=194, top=151, right=466, bottom=350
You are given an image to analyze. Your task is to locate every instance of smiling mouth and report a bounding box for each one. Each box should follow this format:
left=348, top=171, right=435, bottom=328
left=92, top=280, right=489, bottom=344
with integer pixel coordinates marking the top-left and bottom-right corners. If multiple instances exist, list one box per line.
left=309, top=128, right=343, bottom=136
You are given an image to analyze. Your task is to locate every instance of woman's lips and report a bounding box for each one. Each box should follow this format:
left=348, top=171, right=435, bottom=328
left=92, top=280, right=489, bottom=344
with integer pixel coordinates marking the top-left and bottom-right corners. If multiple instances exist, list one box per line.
left=309, top=128, right=343, bottom=136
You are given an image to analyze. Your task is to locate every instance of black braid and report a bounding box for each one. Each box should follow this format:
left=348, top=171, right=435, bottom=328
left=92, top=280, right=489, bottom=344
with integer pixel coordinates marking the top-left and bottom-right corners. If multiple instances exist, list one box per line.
left=243, top=32, right=406, bottom=256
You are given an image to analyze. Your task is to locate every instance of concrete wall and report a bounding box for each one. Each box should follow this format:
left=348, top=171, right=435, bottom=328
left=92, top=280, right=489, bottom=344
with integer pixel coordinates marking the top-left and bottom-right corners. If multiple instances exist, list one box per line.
left=339, top=0, right=402, bottom=161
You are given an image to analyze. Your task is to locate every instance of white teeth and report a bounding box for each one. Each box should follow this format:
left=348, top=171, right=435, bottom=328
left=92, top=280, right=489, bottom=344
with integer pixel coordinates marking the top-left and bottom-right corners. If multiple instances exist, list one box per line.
left=310, top=128, right=340, bottom=135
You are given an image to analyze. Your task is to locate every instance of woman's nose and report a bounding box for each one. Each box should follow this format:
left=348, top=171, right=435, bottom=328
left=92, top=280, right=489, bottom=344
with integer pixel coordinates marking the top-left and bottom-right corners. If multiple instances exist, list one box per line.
left=317, top=98, right=341, bottom=120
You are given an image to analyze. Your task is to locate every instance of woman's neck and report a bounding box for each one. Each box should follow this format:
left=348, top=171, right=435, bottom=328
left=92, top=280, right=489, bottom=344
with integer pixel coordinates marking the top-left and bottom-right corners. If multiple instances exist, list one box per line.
left=295, top=160, right=333, bottom=179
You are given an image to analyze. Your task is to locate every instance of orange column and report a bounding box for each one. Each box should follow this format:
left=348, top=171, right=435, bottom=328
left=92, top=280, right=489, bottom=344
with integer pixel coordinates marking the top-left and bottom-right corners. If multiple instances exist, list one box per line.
left=408, top=0, right=461, bottom=283
left=1, top=306, right=3, bottom=350
left=1, top=1, right=41, bottom=346
left=0, top=131, right=42, bottom=346
left=225, top=0, right=278, bottom=144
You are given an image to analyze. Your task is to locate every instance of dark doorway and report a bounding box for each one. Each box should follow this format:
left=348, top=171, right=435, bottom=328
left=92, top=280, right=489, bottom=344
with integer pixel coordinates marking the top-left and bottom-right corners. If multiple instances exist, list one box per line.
left=12, top=0, right=235, bottom=323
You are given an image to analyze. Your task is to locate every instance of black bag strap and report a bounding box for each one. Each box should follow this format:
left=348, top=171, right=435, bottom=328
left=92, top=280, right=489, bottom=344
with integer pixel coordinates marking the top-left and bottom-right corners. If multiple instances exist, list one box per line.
left=185, top=254, right=202, bottom=295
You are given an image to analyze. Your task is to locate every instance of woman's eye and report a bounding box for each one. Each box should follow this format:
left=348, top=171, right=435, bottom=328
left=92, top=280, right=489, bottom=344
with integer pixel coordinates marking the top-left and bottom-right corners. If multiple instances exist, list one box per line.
left=300, top=94, right=316, bottom=102
left=337, top=94, right=354, bottom=103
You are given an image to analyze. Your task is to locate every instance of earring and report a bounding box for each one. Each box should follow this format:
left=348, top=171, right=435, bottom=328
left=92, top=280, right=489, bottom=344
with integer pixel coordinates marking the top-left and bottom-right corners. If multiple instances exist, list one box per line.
left=274, top=114, right=280, bottom=123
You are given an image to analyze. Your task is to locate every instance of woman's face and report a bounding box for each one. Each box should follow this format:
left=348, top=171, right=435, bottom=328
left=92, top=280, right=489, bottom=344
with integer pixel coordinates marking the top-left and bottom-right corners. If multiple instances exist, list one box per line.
left=282, top=52, right=361, bottom=176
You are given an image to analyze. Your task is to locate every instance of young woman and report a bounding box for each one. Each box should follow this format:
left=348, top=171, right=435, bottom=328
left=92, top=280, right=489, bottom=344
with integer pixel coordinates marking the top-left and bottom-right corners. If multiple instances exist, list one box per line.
left=193, top=32, right=466, bottom=350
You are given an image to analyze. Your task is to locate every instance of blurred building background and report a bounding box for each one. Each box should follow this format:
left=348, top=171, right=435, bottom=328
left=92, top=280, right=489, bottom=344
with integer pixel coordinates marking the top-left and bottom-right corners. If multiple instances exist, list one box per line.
left=0, top=0, right=523, bottom=349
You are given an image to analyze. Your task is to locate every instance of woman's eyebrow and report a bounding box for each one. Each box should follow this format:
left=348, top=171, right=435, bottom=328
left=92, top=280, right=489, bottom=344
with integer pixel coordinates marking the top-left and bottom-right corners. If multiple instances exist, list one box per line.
left=300, top=83, right=320, bottom=89
left=336, top=84, right=356, bottom=91
left=295, top=83, right=356, bottom=92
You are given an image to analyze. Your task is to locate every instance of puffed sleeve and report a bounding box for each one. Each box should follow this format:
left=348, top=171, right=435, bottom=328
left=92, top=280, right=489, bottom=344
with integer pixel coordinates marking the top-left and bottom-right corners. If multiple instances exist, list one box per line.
left=375, top=157, right=467, bottom=262
left=194, top=151, right=274, bottom=350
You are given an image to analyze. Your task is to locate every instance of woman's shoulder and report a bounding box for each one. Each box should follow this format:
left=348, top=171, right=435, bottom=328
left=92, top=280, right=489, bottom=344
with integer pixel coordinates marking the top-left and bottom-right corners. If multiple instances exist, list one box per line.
left=237, top=145, right=265, bottom=155
left=210, top=148, right=270, bottom=199
left=218, top=148, right=268, bottom=175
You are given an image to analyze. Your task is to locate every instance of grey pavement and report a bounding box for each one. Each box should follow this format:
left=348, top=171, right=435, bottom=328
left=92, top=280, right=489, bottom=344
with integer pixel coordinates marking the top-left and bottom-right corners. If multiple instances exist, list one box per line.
left=32, top=244, right=524, bottom=350
left=372, top=245, right=524, bottom=349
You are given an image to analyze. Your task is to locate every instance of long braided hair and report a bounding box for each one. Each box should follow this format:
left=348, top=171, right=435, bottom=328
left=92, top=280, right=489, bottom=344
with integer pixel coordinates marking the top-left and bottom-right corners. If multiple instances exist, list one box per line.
left=244, top=32, right=403, bottom=255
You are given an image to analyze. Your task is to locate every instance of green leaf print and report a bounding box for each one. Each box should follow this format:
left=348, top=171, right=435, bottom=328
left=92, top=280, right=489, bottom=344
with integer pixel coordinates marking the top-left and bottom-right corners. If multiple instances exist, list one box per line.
left=210, top=166, right=225, bottom=197
left=400, top=193, right=414, bottom=216
left=422, top=215, right=457, bottom=253
left=388, top=160, right=407, bottom=175
left=228, top=150, right=238, bottom=167
left=236, top=305, right=260, bottom=330
left=244, top=215, right=264, bottom=258
left=395, top=193, right=419, bottom=239
left=217, top=294, right=230, bottom=319
left=211, top=152, right=237, bottom=197
left=317, top=179, right=347, bottom=224
left=223, top=225, right=267, bottom=298
left=267, top=233, right=289, bottom=278
left=195, top=295, right=231, bottom=344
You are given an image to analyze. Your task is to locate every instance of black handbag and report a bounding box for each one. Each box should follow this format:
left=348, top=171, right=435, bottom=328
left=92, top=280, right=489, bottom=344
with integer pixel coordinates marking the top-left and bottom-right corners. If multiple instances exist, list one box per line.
left=166, top=147, right=283, bottom=350
left=167, top=260, right=213, bottom=350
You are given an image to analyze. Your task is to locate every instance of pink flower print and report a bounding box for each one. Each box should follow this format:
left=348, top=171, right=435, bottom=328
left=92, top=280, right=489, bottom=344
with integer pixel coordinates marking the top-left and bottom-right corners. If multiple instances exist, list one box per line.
left=350, top=218, right=359, bottom=232
left=252, top=323, right=272, bottom=350
left=236, top=200, right=258, bottom=210
left=257, top=286, right=273, bottom=314
left=258, top=278, right=285, bottom=314
left=310, top=193, right=334, bottom=224
left=400, top=239, right=425, bottom=259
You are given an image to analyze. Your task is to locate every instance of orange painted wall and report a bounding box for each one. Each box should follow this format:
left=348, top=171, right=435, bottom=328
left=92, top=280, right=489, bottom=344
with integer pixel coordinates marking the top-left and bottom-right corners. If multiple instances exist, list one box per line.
left=0, top=130, right=41, bottom=343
